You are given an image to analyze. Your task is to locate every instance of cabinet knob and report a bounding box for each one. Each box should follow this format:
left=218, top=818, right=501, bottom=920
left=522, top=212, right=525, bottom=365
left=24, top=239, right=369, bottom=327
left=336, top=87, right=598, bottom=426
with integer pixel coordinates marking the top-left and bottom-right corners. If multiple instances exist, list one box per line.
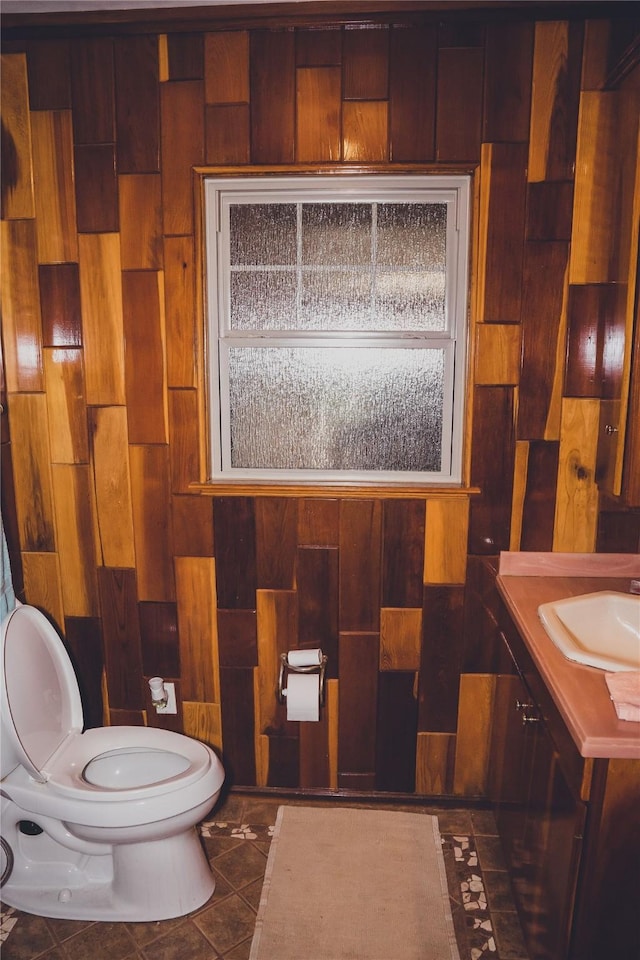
left=604, top=424, right=618, bottom=435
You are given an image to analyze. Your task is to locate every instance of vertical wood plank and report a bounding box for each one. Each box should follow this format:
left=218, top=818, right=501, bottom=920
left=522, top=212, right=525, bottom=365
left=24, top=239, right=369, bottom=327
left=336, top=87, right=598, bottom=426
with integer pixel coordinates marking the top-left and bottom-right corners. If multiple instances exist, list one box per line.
left=424, top=498, right=469, bottom=584
left=338, top=632, right=378, bottom=777
left=477, top=142, right=528, bottom=323
left=296, top=66, right=341, bottom=162
left=168, top=388, right=199, bottom=492
left=453, top=673, right=495, bottom=796
left=172, top=494, right=214, bottom=557
left=342, top=101, right=388, bottom=162
left=343, top=25, right=389, bottom=100
left=114, top=36, right=160, bottom=173
left=564, top=284, right=608, bottom=397
left=526, top=181, right=574, bottom=241
left=70, top=37, right=115, bottom=144
left=51, top=463, right=100, bottom=616
left=204, top=31, right=249, bottom=103
left=166, top=33, right=204, bottom=81
left=298, top=498, right=339, bottom=546
left=164, top=235, right=197, bottom=388
left=8, top=394, right=55, bottom=552
left=78, top=232, right=126, bottom=405
left=26, top=40, right=71, bottom=110
left=118, top=173, right=162, bottom=270
left=469, top=387, right=515, bottom=555
left=296, top=28, right=342, bottom=67
left=510, top=440, right=529, bottom=552
left=339, top=500, right=382, bottom=632
left=220, top=667, right=257, bottom=785
left=31, top=110, right=78, bottom=262
left=129, top=443, right=175, bottom=601
left=175, top=556, right=219, bottom=702
left=553, top=398, right=600, bottom=552
left=98, top=566, right=144, bottom=710
left=299, top=710, right=330, bottom=789
left=255, top=498, right=298, bottom=589
left=205, top=104, right=250, bottom=164
left=138, top=601, right=180, bottom=679
left=250, top=30, right=296, bottom=164
left=256, top=589, right=296, bottom=734
left=183, top=701, right=222, bottom=751
left=415, top=731, right=456, bottom=795
left=520, top=440, right=560, bottom=552
left=74, top=143, right=118, bottom=234
left=379, top=608, right=422, bottom=671
left=122, top=270, right=168, bottom=444
left=375, top=671, right=417, bottom=792
left=44, top=348, right=89, bottom=464
left=217, top=609, right=257, bottom=668
left=436, top=47, right=483, bottom=163
left=418, top=585, right=465, bottom=732
left=88, top=404, right=136, bottom=568
left=213, top=497, right=257, bottom=608
left=528, top=20, right=583, bottom=182
left=22, top=551, right=64, bottom=632
left=297, top=546, right=339, bottom=674
left=389, top=24, right=437, bottom=163
left=64, top=616, right=104, bottom=729
left=483, top=21, right=533, bottom=142
left=1, top=219, right=43, bottom=392
left=517, top=241, right=569, bottom=440
left=327, top=677, right=339, bottom=789
left=39, top=262, right=82, bottom=347
left=569, top=92, right=619, bottom=284
left=160, top=80, right=204, bottom=236
left=474, top=323, right=521, bottom=385
left=0, top=53, right=34, bottom=219
left=381, top=499, right=425, bottom=608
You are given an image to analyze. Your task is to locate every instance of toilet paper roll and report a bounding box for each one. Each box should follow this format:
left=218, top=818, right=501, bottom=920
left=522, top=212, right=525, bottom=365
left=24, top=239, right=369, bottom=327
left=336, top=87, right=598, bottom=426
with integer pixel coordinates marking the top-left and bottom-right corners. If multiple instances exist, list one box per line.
left=285, top=673, right=320, bottom=721
left=287, top=648, right=323, bottom=667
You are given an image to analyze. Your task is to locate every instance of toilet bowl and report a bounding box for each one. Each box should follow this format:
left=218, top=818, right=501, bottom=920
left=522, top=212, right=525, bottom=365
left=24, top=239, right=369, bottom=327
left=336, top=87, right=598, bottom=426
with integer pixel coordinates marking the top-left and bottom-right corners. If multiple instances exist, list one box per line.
left=0, top=603, right=225, bottom=921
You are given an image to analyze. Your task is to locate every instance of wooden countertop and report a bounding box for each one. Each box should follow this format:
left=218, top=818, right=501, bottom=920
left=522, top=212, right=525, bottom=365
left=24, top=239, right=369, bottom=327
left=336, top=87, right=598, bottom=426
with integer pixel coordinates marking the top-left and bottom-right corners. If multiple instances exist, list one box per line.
left=496, top=552, right=640, bottom=761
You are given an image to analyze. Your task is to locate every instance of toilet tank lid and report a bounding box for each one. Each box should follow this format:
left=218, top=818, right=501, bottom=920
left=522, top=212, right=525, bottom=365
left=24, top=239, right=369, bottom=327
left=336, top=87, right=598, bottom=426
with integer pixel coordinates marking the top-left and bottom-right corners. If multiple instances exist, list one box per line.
left=1, top=605, right=83, bottom=783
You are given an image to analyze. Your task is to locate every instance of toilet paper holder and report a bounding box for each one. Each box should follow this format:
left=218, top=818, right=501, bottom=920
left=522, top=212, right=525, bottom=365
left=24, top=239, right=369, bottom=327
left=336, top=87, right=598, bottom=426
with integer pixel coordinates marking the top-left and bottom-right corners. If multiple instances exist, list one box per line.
left=277, top=652, right=328, bottom=708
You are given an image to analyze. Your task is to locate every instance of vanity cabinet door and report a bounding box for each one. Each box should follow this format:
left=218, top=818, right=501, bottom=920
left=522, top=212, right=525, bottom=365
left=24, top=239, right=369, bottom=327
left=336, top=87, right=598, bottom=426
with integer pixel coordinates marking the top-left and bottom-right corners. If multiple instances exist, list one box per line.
left=490, top=654, right=586, bottom=960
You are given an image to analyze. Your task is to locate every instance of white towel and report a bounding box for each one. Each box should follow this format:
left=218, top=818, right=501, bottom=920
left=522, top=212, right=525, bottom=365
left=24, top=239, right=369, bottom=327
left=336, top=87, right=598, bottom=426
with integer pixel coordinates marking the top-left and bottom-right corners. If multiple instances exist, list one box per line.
left=605, top=671, right=640, bottom=722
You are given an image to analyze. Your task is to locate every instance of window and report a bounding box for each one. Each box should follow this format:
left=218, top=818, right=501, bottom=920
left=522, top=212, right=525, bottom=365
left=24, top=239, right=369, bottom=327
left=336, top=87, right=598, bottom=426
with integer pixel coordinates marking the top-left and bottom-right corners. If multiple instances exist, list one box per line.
left=205, top=175, right=470, bottom=484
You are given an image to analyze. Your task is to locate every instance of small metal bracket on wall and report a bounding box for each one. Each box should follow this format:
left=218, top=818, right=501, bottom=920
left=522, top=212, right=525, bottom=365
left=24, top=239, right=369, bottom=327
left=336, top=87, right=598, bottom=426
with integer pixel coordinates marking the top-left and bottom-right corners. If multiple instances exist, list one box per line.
left=277, top=652, right=328, bottom=708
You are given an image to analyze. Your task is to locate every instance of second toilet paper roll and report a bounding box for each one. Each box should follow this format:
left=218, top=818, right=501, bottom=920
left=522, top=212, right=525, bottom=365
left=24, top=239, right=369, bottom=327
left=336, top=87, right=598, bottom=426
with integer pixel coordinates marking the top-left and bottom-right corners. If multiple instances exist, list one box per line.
left=286, top=673, right=320, bottom=721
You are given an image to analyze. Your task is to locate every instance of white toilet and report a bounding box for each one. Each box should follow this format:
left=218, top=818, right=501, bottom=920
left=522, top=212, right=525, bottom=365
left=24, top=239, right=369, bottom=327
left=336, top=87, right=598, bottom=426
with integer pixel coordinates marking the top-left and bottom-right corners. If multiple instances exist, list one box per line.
left=0, top=603, right=225, bottom=921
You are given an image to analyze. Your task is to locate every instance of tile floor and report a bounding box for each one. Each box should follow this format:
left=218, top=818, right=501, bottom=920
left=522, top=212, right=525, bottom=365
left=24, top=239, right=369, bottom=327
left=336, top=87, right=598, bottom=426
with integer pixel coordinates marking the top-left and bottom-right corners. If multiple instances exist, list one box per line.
left=1, top=792, right=529, bottom=960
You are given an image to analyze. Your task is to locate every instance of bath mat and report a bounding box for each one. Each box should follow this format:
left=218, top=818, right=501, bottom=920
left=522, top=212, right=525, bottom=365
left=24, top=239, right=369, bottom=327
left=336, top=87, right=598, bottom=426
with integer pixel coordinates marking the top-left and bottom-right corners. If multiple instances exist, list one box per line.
left=249, top=806, right=461, bottom=960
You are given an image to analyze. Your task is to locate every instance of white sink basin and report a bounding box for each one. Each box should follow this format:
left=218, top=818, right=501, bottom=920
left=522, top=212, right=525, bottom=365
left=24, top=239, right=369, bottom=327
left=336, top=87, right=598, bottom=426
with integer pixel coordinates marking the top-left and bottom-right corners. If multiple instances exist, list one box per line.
left=538, top=591, right=640, bottom=672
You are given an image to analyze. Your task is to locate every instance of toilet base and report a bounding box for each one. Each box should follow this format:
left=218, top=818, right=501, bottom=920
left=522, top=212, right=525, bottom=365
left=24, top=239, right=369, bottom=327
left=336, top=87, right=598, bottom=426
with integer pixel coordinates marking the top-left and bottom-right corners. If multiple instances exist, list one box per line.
left=1, top=827, right=216, bottom=921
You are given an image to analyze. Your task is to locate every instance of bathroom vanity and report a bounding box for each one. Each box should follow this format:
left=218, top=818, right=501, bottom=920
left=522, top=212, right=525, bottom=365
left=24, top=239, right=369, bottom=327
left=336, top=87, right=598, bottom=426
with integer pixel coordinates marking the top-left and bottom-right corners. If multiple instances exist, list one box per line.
left=488, top=553, right=640, bottom=960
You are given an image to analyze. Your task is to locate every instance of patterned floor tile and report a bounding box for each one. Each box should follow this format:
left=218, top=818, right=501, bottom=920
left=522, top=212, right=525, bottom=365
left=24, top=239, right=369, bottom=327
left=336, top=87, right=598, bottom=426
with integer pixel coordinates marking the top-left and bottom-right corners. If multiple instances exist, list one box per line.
left=1, top=794, right=529, bottom=960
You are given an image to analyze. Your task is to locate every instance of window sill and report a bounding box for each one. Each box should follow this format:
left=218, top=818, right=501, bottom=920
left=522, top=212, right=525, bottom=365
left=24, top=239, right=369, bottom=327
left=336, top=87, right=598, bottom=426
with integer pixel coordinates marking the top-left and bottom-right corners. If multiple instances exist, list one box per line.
left=190, top=481, right=481, bottom=499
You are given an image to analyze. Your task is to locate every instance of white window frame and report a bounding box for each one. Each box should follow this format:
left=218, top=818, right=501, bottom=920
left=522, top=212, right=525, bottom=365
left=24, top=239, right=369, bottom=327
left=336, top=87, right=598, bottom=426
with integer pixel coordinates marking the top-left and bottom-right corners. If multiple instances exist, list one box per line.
left=205, top=174, right=470, bottom=485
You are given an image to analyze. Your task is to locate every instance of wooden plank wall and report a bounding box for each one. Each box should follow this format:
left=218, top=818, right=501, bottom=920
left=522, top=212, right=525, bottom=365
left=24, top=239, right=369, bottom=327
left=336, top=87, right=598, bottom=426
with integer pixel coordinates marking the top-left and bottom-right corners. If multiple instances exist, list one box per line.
left=1, top=11, right=639, bottom=796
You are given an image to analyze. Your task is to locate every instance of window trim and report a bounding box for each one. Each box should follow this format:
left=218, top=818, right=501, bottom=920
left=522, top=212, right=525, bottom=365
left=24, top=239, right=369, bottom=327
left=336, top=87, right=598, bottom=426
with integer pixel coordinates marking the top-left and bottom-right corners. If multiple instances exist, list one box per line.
left=204, top=172, right=472, bottom=487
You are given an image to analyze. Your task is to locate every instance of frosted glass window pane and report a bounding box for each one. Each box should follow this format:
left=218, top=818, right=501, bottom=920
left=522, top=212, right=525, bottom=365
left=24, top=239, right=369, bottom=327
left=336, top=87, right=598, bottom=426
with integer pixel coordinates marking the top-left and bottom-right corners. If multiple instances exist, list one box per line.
left=230, top=204, right=297, bottom=265
left=302, top=203, right=372, bottom=265
left=374, top=270, right=446, bottom=331
left=228, top=347, right=444, bottom=472
left=301, top=270, right=373, bottom=329
left=377, top=203, right=447, bottom=269
left=230, top=271, right=297, bottom=329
